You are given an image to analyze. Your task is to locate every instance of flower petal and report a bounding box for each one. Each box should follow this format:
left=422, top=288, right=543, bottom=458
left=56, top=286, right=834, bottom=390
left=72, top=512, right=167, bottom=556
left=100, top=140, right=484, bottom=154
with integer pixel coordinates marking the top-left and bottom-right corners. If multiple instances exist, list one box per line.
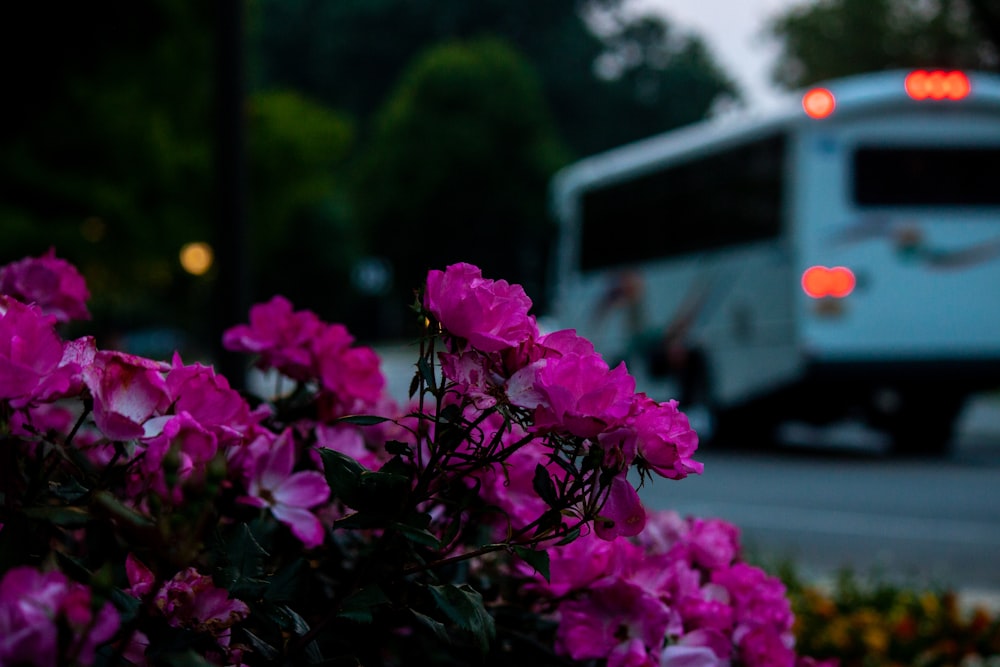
left=273, top=471, right=330, bottom=508
left=271, top=504, right=325, bottom=548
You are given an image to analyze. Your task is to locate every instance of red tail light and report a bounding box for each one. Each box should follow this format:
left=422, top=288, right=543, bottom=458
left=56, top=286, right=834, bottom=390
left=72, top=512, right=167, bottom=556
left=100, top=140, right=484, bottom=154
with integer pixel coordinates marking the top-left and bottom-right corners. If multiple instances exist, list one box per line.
left=802, top=266, right=856, bottom=298
left=905, top=70, right=970, bottom=100
left=802, top=87, right=836, bottom=119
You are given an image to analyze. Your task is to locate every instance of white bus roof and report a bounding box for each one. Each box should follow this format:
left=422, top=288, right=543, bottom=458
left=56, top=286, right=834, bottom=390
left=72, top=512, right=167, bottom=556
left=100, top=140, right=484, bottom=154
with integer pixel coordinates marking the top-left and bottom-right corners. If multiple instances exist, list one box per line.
left=552, top=69, right=1000, bottom=218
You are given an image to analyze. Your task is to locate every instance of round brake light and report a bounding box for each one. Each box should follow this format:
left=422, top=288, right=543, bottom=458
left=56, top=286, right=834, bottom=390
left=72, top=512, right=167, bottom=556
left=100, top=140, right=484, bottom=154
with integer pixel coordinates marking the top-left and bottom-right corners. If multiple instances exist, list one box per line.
left=802, top=87, right=836, bottom=119
left=802, top=266, right=856, bottom=298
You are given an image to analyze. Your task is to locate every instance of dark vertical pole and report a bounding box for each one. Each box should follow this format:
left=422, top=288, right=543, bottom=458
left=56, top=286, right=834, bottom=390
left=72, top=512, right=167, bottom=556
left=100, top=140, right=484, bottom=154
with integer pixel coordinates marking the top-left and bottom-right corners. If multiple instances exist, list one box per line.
left=213, top=0, right=250, bottom=389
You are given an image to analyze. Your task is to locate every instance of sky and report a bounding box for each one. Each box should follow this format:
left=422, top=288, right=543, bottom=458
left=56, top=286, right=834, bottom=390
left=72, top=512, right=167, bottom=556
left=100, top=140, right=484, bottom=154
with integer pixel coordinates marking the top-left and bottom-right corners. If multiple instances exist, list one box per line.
left=628, top=0, right=808, bottom=109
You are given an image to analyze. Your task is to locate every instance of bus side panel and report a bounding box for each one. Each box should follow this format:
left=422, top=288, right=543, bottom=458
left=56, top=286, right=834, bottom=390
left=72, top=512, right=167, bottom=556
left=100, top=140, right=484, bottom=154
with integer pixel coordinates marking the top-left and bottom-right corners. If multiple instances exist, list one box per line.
left=558, top=240, right=799, bottom=407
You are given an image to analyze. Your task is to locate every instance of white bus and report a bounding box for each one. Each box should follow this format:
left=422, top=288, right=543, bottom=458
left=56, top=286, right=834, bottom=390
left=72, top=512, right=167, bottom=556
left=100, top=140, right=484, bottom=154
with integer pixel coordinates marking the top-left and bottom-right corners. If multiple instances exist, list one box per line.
left=550, top=69, right=1000, bottom=455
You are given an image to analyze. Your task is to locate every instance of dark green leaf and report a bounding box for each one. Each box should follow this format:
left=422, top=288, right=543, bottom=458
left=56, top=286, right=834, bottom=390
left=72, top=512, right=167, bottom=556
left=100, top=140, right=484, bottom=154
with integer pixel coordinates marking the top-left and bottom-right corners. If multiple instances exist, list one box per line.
left=384, top=440, right=412, bottom=456
left=555, top=527, right=582, bottom=546
left=513, top=546, right=550, bottom=582
left=391, top=521, right=442, bottom=549
left=264, top=559, right=309, bottom=603
left=51, top=477, right=89, bottom=503
left=417, top=356, right=437, bottom=393
left=428, top=583, right=496, bottom=653
left=241, top=629, right=280, bottom=661
left=337, top=585, right=390, bottom=624
left=411, top=609, right=450, bottom=644
left=532, top=464, right=557, bottom=507
left=335, top=414, right=392, bottom=426
left=220, top=523, right=269, bottom=597
left=319, top=448, right=365, bottom=506
left=23, top=506, right=91, bottom=527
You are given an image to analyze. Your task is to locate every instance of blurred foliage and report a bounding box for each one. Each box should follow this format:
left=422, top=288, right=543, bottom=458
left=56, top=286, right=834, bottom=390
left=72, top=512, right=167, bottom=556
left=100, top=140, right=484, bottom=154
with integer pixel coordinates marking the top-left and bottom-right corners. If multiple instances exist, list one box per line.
left=784, top=567, right=1000, bottom=667
left=0, top=0, right=739, bottom=349
left=767, top=0, right=1000, bottom=89
left=254, top=0, right=739, bottom=159
left=245, top=90, right=362, bottom=324
left=0, top=1, right=215, bottom=342
left=352, top=39, right=568, bottom=318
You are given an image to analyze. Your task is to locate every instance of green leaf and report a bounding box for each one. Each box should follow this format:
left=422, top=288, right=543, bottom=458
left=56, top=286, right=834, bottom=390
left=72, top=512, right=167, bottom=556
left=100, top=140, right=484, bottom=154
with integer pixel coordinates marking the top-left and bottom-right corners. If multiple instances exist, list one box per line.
left=337, top=585, right=390, bottom=624
left=220, top=523, right=270, bottom=597
left=319, top=448, right=365, bottom=506
left=428, top=583, right=496, bottom=653
left=384, top=440, right=412, bottom=457
left=51, top=477, right=89, bottom=503
left=335, top=414, right=392, bottom=426
left=411, top=609, right=451, bottom=644
left=532, top=464, right=557, bottom=507
left=555, top=526, right=582, bottom=546
left=23, top=506, right=91, bottom=527
left=391, top=521, right=442, bottom=549
left=417, top=356, right=437, bottom=393
left=513, top=546, right=550, bottom=582
left=264, top=559, right=309, bottom=603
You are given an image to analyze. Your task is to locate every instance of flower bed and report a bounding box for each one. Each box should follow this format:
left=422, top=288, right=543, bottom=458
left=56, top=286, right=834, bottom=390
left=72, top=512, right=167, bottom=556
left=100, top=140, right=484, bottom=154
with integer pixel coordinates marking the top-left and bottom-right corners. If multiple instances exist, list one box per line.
left=0, top=251, right=839, bottom=666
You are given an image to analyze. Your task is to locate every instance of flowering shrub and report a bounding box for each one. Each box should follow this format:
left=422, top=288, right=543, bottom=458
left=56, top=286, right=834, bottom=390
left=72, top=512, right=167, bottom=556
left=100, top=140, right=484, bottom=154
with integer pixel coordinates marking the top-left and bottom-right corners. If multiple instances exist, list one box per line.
left=787, top=569, right=1000, bottom=667
left=0, top=252, right=832, bottom=666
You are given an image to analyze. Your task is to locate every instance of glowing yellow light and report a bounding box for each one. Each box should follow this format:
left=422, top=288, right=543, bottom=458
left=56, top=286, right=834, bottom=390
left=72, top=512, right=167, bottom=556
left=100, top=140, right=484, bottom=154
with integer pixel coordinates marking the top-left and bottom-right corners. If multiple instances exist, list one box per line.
left=179, top=242, right=214, bottom=276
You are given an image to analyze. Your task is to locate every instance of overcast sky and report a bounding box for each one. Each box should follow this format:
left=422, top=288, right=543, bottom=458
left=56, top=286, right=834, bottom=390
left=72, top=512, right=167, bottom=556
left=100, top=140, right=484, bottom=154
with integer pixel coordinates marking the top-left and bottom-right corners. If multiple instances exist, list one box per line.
left=627, top=0, right=808, bottom=109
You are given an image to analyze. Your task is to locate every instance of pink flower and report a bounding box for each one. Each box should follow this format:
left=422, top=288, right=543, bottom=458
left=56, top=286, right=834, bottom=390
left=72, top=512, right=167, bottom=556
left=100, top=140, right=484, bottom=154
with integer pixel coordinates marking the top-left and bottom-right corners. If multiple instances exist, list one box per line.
left=424, top=263, right=537, bottom=352
left=594, top=473, right=646, bottom=540
left=0, top=247, right=91, bottom=322
left=686, top=518, right=741, bottom=570
left=82, top=350, right=171, bottom=441
left=529, top=529, right=616, bottom=597
left=222, top=295, right=323, bottom=381
left=738, top=624, right=796, bottom=667
left=136, top=412, right=220, bottom=504
left=555, top=579, right=671, bottom=665
left=631, top=397, right=703, bottom=480
left=0, top=296, right=87, bottom=408
left=511, top=352, right=635, bottom=438
left=125, top=556, right=249, bottom=650
left=165, top=354, right=260, bottom=446
left=0, top=566, right=119, bottom=667
left=313, top=324, right=386, bottom=419
left=240, top=429, right=330, bottom=548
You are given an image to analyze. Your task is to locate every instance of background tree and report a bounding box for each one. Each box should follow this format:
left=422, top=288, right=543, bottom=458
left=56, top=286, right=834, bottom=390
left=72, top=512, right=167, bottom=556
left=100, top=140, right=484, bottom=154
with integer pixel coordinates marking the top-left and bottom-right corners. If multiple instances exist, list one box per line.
left=767, top=0, right=1000, bottom=89
left=352, top=39, right=568, bottom=330
left=254, top=0, right=739, bottom=158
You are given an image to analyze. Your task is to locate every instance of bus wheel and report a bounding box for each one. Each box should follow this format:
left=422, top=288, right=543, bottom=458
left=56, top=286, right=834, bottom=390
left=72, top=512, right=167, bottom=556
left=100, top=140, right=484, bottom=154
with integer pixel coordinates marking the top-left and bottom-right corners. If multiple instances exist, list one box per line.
left=887, top=392, right=964, bottom=457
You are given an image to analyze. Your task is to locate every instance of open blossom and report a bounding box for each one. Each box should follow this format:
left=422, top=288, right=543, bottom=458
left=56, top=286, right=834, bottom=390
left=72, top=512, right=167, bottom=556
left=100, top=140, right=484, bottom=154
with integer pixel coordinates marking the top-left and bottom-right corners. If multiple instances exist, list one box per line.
left=0, top=247, right=91, bottom=323
left=240, top=429, right=330, bottom=548
left=82, top=350, right=172, bottom=441
left=424, top=262, right=538, bottom=352
left=313, top=323, right=386, bottom=419
left=136, top=411, right=220, bottom=503
left=222, top=294, right=323, bottom=380
left=631, top=397, right=703, bottom=480
left=510, top=351, right=635, bottom=438
left=556, top=578, right=672, bottom=667
left=0, top=296, right=89, bottom=408
left=0, top=566, right=119, bottom=667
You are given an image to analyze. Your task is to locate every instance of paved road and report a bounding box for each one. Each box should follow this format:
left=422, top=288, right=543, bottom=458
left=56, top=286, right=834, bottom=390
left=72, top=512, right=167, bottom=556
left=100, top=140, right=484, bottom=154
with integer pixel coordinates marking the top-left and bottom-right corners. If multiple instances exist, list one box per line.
left=637, top=397, right=1000, bottom=607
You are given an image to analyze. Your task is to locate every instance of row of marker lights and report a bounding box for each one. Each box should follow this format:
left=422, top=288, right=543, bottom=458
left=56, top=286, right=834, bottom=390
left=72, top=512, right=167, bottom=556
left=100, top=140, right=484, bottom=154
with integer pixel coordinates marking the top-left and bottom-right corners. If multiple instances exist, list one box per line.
left=802, top=70, right=972, bottom=119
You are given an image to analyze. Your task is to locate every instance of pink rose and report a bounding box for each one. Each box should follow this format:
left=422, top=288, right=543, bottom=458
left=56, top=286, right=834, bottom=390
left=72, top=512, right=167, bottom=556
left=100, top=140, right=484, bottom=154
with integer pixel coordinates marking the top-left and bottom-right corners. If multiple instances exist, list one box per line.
left=0, top=566, right=119, bottom=667
left=511, top=352, right=635, bottom=438
left=424, top=263, right=537, bottom=352
left=82, top=350, right=171, bottom=441
left=0, top=296, right=88, bottom=408
left=0, top=247, right=90, bottom=323
left=222, top=295, right=323, bottom=380
left=631, top=397, right=703, bottom=480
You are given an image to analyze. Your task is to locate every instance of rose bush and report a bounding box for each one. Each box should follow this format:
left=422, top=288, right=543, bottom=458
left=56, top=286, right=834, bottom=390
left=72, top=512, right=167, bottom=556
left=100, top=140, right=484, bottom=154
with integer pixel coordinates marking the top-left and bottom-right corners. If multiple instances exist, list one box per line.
left=0, top=251, right=833, bottom=666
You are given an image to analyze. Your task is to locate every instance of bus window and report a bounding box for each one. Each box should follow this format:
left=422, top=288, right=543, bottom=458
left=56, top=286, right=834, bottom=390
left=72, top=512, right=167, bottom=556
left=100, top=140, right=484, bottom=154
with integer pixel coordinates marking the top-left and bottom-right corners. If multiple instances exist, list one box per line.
left=579, top=133, right=786, bottom=271
left=853, top=146, right=1000, bottom=206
